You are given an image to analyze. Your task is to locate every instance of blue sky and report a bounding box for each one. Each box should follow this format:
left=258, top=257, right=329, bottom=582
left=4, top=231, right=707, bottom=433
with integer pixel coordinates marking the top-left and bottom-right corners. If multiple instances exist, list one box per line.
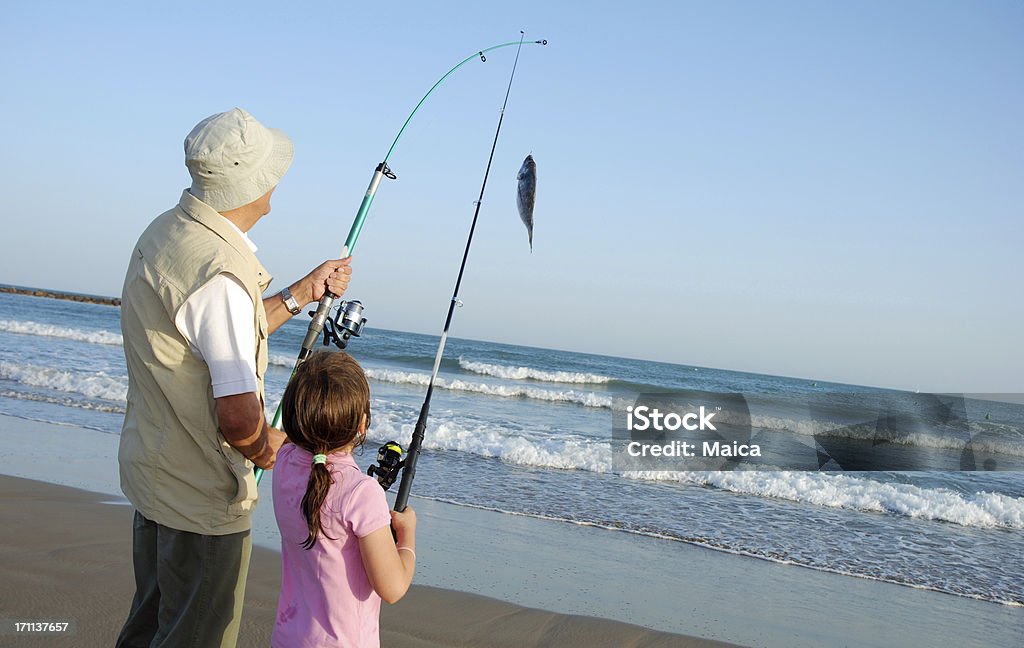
left=1, top=1, right=1021, bottom=392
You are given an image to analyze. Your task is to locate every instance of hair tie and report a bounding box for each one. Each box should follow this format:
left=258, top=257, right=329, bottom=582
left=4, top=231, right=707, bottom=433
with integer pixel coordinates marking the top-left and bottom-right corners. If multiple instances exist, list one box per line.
left=312, top=454, right=328, bottom=465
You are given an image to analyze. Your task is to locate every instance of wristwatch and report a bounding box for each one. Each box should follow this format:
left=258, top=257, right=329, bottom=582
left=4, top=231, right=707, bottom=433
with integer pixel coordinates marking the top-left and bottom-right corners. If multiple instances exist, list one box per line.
left=280, top=287, right=302, bottom=315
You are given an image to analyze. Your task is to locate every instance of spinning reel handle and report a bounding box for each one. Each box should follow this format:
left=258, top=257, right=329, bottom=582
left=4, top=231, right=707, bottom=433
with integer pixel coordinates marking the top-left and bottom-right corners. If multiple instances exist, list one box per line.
left=367, top=441, right=405, bottom=491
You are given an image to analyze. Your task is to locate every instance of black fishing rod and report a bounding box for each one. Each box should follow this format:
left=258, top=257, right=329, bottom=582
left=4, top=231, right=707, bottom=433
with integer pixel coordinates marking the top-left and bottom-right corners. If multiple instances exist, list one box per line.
left=392, top=33, right=532, bottom=512
left=255, top=35, right=546, bottom=484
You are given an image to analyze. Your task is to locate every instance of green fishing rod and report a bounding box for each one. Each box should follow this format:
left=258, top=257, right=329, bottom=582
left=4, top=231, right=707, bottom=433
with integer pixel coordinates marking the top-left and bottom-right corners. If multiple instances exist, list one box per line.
left=256, top=36, right=547, bottom=484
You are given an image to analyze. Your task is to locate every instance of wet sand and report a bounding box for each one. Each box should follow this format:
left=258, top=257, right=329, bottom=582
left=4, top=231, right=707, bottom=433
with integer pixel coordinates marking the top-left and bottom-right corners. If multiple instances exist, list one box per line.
left=0, top=474, right=733, bottom=647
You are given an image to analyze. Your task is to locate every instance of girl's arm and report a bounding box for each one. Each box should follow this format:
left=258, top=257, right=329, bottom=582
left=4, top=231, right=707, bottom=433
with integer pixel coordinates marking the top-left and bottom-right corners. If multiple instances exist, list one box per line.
left=359, top=507, right=417, bottom=604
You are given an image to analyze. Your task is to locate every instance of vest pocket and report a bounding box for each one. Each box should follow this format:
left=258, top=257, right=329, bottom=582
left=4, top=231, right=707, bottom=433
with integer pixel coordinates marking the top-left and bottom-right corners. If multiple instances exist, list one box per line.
left=218, top=440, right=258, bottom=515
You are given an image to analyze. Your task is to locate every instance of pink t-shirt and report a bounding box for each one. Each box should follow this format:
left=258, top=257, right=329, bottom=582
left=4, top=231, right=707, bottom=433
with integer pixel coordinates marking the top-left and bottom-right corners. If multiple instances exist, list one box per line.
left=272, top=444, right=392, bottom=648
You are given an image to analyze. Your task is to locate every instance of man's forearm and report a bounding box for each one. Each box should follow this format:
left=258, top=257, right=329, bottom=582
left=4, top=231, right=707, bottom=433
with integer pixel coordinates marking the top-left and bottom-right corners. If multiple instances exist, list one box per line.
left=216, top=392, right=275, bottom=468
left=229, top=421, right=275, bottom=467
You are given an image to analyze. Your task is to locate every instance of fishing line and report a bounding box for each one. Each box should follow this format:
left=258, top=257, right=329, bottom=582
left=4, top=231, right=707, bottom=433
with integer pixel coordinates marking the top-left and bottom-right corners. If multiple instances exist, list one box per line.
left=393, top=32, right=530, bottom=512
left=255, top=35, right=546, bottom=484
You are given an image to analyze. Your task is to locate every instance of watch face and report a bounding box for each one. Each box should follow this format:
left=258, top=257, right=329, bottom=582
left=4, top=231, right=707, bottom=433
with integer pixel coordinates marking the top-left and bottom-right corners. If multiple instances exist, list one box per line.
left=283, top=289, right=300, bottom=314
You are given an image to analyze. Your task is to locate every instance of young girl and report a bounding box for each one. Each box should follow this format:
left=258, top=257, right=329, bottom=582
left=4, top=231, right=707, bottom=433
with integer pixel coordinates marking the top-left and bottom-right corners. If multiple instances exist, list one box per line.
left=272, top=351, right=417, bottom=648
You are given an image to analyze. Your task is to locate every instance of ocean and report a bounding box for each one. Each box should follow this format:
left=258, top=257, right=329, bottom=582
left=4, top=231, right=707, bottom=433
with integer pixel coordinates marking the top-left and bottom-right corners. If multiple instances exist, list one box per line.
left=0, top=290, right=1021, bottom=608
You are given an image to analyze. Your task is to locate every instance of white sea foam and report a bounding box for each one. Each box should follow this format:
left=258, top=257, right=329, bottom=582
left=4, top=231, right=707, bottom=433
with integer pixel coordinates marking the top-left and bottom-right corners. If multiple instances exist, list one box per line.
left=0, top=319, right=123, bottom=346
left=269, top=354, right=296, bottom=368
left=0, top=361, right=127, bottom=402
left=364, top=368, right=616, bottom=409
left=367, top=408, right=614, bottom=473
left=623, top=470, right=1024, bottom=530
left=363, top=398, right=1024, bottom=531
left=458, top=357, right=613, bottom=384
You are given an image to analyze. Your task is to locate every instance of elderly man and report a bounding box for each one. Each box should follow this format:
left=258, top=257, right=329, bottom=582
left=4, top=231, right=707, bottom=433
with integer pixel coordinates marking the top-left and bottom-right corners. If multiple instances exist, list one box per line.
left=116, top=108, right=350, bottom=647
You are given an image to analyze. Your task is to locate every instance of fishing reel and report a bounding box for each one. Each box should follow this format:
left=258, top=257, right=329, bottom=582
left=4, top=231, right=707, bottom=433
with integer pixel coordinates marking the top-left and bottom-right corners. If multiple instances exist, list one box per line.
left=367, top=441, right=405, bottom=491
left=321, top=300, right=367, bottom=350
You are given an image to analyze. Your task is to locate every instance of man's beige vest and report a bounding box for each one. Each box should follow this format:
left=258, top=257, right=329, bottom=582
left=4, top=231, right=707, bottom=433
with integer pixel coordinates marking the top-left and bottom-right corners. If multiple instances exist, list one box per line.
left=119, top=190, right=271, bottom=535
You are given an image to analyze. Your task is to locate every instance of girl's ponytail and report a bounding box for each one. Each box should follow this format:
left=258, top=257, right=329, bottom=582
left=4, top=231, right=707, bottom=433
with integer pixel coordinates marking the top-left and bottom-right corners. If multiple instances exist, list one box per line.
left=300, top=454, right=335, bottom=549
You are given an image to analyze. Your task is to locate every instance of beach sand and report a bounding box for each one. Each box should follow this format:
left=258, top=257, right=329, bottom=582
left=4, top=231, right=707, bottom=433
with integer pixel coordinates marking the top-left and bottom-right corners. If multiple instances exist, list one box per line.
left=1, top=414, right=1020, bottom=647
left=0, top=474, right=730, bottom=647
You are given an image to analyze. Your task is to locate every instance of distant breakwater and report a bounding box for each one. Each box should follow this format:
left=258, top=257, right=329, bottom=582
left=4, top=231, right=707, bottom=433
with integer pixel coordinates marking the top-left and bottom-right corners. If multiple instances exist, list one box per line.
left=0, top=284, right=120, bottom=307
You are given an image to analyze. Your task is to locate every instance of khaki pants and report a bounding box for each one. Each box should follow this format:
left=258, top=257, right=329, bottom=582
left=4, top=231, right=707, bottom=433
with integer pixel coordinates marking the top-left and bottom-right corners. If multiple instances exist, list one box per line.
left=115, top=511, right=252, bottom=648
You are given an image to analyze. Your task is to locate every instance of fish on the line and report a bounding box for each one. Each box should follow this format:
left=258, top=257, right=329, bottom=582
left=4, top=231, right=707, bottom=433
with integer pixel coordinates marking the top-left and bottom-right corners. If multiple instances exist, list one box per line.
left=516, top=154, right=536, bottom=252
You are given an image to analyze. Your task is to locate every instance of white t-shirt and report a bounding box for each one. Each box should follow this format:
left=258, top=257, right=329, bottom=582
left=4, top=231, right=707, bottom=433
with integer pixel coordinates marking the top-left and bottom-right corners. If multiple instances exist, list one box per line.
left=173, top=223, right=260, bottom=399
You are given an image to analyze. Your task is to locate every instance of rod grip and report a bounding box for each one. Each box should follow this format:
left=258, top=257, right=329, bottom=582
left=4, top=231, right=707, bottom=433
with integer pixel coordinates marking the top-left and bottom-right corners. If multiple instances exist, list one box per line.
left=300, top=293, right=337, bottom=353
left=393, top=400, right=430, bottom=511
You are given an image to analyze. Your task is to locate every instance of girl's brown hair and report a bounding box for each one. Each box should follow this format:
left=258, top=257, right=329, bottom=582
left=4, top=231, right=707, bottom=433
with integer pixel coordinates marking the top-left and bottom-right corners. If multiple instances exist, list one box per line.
left=281, top=351, right=371, bottom=549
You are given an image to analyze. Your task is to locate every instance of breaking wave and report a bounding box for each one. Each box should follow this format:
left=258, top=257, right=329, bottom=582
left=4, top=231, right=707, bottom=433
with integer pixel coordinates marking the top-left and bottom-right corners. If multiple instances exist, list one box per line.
left=368, top=408, right=613, bottom=473
left=363, top=368, right=615, bottom=409
left=0, top=361, right=127, bottom=402
left=624, top=470, right=1024, bottom=530
left=0, top=319, right=122, bottom=346
left=362, top=399, right=1024, bottom=531
left=457, top=357, right=613, bottom=384
left=269, top=354, right=296, bottom=368
left=369, top=407, right=1023, bottom=530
